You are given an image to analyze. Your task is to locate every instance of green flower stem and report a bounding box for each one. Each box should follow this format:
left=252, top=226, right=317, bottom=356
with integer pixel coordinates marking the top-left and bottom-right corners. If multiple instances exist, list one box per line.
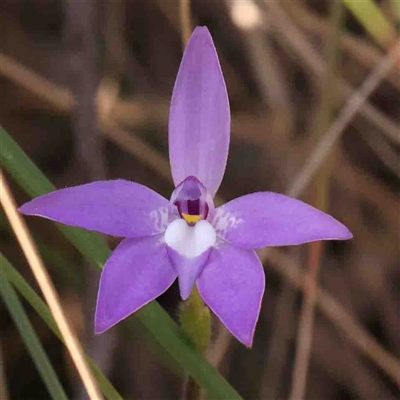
left=179, top=287, right=211, bottom=353
left=179, top=287, right=211, bottom=399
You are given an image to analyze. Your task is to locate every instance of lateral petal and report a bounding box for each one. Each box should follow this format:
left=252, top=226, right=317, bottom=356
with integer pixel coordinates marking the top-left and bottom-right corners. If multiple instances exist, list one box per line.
left=197, top=243, right=265, bottom=347
left=213, top=192, right=353, bottom=249
left=19, top=180, right=176, bottom=237
left=95, top=235, right=177, bottom=333
left=168, top=26, right=230, bottom=196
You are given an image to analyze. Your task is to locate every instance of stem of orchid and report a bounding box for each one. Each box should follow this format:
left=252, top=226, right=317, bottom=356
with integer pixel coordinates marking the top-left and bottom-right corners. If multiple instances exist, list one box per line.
left=179, top=286, right=211, bottom=399
left=179, top=286, right=211, bottom=352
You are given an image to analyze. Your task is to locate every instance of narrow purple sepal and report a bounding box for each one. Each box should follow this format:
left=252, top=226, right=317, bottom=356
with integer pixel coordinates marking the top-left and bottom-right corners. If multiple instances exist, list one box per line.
left=19, top=180, right=174, bottom=238
left=169, top=26, right=230, bottom=196
left=197, top=243, right=265, bottom=347
left=95, top=235, right=177, bottom=333
left=213, top=192, right=353, bottom=249
left=166, top=245, right=212, bottom=300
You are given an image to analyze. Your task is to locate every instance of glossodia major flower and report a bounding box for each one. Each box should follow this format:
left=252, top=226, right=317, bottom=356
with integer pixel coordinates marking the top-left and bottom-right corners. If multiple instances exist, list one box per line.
left=19, top=26, right=352, bottom=347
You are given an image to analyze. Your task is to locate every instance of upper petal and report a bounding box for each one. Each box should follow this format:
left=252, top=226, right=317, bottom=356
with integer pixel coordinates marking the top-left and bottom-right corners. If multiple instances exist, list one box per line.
left=19, top=180, right=175, bottom=238
left=169, top=26, right=230, bottom=196
left=95, top=235, right=177, bottom=333
left=212, top=192, right=353, bottom=248
left=197, top=243, right=265, bottom=347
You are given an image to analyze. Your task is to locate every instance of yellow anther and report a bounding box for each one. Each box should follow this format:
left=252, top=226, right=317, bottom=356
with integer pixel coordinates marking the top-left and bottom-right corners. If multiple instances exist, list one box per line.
left=182, top=213, right=202, bottom=224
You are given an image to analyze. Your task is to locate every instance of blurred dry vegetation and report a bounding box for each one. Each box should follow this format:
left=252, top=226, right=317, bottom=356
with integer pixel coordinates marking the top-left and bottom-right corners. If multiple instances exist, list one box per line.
left=1, top=0, right=399, bottom=399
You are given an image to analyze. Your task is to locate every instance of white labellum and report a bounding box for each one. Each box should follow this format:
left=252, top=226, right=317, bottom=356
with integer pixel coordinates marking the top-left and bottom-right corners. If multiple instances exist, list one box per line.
left=164, top=219, right=216, bottom=258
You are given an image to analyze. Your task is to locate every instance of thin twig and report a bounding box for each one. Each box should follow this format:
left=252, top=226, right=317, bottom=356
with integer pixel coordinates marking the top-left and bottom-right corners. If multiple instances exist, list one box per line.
left=288, top=39, right=399, bottom=198
left=0, top=171, right=103, bottom=400
left=97, top=0, right=126, bottom=122
left=0, top=53, right=73, bottom=111
left=263, top=248, right=400, bottom=387
left=289, top=242, right=322, bottom=400
left=0, top=342, right=9, bottom=400
left=260, top=278, right=297, bottom=399
left=64, top=0, right=106, bottom=180
left=289, top=3, right=344, bottom=398
left=205, top=322, right=232, bottom=366
left=281, top=0, right=400, bottom=90
left=334, top=150, right=400, bottom=232
left=229, top=0, right=294, bottom=117
left=246, top=29, right=293, bottom=113
left=101, top=119, right=172, bottom=182
left=261, top=0, right=400, bottom=146
left=358, top=128, right=400, bottom=179
left=179, top=0, right=192, bottom=48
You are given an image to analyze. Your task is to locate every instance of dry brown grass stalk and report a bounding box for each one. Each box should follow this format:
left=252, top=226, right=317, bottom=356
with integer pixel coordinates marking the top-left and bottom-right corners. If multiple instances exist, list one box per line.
left=0, top=171, right=103, bottom=400
left=288, top=39, right=399, bottom=198
left=0, top=342, right=9, bottom=400
left=179, top=0, right=192, bottom=48
left=264, top=248, right=400, bottom=387
left=262, top=0, right=400, bottom=146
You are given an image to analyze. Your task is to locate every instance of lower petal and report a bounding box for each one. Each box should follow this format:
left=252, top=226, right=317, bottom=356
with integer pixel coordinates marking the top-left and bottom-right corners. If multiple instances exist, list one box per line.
left=95, top=235, right=177, bottom=333
left=197, top=243, right=265, bottom=347
left=164, top=218, right=216, bottom=300
left=166, top=245, right=212, bottom=300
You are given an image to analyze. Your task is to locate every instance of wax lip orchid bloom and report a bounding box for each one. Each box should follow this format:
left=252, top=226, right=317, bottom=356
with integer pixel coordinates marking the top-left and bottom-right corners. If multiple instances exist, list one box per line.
left=19, top=26, right=352, bottom=347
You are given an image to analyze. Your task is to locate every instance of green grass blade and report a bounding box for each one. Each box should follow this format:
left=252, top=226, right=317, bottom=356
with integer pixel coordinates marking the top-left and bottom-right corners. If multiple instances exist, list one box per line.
left=0, top=254, right=123, bottom=400
left=0, top=127, right=109, bottom=267
left=0, top=127, right=242, bottom=399
left=390, top=0, right=400, bottom=23
left=1, top=210, right=81, bottom=287
left=0, top=268, right=68, bottom=400
left=342, top=0, right=397, bottom=48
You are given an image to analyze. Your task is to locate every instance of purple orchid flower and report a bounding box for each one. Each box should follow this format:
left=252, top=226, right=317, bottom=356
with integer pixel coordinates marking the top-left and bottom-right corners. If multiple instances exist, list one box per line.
left=19, top=26, right=352, bottom=347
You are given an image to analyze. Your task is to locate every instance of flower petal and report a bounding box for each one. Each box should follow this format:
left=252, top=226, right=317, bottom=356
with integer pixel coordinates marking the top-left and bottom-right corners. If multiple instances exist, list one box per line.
left=213, top=192, right=353, bottom=248
left=19, top=180, right=175, bottom=237
left=166, top=245, right=212, bottom=300
left=169, top=26, right=230, bottom=195
left=95, top=235, right=177, bottom=333
left=197, top=243, right=265, bottom=347
left=164, top=218, right=216, bottom=299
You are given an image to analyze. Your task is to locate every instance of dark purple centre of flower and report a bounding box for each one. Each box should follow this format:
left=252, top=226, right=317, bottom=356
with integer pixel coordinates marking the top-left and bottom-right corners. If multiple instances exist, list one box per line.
left=170, top=176, right=214, bottom=225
